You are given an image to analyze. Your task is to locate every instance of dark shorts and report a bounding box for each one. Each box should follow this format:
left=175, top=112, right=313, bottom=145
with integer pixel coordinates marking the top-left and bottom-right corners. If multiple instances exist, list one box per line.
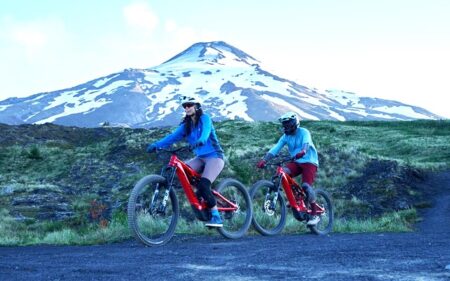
left=284, top=162, right=317, bottom=185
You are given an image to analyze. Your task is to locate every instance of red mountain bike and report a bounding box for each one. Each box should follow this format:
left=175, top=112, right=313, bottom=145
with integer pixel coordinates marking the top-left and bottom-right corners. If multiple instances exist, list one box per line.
left=127, top=146, right=253, bottom=246
left=251, top=154, right=333, bottom=235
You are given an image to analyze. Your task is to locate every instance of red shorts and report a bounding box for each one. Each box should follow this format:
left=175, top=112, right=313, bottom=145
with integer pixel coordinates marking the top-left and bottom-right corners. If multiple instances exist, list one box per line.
left=284, top=162, right=317, bottom=185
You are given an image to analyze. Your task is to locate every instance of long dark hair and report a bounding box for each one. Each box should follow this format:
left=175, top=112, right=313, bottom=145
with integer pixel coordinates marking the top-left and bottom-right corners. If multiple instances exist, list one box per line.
left=182, top=107, right=203, bottom=136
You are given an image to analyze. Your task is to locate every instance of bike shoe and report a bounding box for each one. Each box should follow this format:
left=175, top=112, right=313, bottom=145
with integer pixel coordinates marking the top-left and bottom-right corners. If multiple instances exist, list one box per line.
left=205, top=215, right=223, bottom=228
left=307, top=215, right=320, bottom=226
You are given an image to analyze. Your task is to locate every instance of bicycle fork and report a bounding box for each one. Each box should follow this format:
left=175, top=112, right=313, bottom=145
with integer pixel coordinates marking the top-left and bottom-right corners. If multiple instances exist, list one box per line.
left=150, top=167, right=176, bottom=215
left=149, top=183, right=168, bottom=215
left=263, top=176, right=282, bottom=214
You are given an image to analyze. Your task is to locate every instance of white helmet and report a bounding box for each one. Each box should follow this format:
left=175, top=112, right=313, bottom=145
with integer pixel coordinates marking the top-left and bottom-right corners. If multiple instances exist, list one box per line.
left=179, top=95, right=202, bottom=107
left=278, top=112, right=299, bottom=135
left=278, top=111, right=299, bottom=123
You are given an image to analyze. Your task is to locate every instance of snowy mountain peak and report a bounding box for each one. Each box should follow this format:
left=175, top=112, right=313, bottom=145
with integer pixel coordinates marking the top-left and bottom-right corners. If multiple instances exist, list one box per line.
left=0, top=41, right=442, bottom=127
left=161, top=41, right=259, bottom=68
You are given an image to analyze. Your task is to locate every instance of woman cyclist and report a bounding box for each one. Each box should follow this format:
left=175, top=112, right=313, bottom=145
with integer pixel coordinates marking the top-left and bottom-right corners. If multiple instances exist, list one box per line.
left=256, top=112, right=321, bottom=225
left=147, top=95, right=225, bottom=227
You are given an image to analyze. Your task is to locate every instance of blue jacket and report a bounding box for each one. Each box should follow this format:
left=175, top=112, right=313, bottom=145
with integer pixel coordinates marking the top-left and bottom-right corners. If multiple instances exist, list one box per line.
left=268, top=127, right=319, bottom=166
left=153, top=114, right=224, bottom=158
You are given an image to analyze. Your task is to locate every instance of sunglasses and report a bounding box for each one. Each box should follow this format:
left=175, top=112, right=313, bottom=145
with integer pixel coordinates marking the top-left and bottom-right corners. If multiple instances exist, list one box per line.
left=183, top=103, right=195, bottom=109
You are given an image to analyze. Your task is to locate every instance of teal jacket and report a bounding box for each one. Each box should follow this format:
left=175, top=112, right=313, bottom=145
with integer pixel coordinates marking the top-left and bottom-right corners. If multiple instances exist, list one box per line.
left=268, top=127, right=319, bottom=166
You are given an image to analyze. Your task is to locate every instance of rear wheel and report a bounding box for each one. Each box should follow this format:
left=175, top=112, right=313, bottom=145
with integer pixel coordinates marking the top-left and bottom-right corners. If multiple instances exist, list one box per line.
left=250, top=180, right=287, bottom=236
left=215, top=178, right=252, bottom=239
left=308, top=189, right=333, bottom=235
left=127, top=175, right=179, bottom=246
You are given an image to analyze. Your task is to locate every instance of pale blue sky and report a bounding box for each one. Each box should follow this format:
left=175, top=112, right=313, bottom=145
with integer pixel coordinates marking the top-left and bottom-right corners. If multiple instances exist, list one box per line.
left=1, top=0, right=449, bottom=117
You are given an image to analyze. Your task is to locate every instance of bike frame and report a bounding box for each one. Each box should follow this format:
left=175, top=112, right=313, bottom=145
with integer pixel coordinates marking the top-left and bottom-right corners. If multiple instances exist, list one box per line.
left=166, top=154, right=238, bottom=212
left=274, top=165, right=324, bottom=215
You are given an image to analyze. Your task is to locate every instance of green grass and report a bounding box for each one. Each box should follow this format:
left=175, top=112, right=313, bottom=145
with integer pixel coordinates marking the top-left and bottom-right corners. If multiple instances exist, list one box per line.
left=0, top=120, right=449, bottom=245
left=0, top=208, right=419, bottom=245
left=333, top=209, right=417, bottom=233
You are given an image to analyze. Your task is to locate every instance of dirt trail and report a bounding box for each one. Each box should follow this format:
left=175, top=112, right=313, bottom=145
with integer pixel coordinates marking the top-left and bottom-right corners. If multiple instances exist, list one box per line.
left=417, top=171, right=450, bottom=234
left=1, top=171, right=449, bottom=281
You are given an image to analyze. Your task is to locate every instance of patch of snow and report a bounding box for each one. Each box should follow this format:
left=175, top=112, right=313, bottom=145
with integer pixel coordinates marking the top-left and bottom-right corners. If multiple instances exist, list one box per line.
left=373, top=106, right=432, bottom=119
left=98, top=80, right=134, bottom=95
left=261, top=94, right=320, bottom=120
left=0, top=104, right=12, bottom=111
left=27, top=94, right=47, bottom=102
left=340, top=107, right=370, bottom=117
left=93, top=74, right=120, bottom=88
left=155, top=98, right=179, bottom=120
left=34, top=81, right=133, bottom=124
left=36, top=96, right=112, bottom=124
left=445, top=264, right=450, bottom=270
left=327, top=110, right=346, bottom=121
left=220, top=90, right=252, bottom=121
left=325, top=89, right=364, bottom=108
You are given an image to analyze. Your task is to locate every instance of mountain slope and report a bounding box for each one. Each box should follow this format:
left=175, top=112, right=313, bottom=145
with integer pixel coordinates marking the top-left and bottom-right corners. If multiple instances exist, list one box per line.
left=0, top=41, right=441, bottom=127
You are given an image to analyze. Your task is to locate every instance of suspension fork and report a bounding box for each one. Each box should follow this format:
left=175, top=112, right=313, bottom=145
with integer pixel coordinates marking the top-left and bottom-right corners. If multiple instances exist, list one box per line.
left=151, top=166, right=177, bottom=212
left=266, top=175, right=282, bottom=210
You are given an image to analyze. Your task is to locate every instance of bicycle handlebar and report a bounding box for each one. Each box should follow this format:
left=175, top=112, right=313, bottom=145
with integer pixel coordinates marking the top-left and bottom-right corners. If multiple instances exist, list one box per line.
left=154, top=145, right=193, bottom=154
left=265, top=154, right=295, bottom=167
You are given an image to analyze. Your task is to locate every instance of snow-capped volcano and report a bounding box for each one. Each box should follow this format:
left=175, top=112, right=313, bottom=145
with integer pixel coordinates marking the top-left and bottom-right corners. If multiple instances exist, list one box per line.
left=0, top=41, right=441, bottom=127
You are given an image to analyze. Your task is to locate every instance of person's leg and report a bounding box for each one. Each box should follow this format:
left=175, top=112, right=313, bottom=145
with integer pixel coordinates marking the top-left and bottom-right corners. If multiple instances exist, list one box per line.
left=200, top=157, right=225, bottom=227
left=299, top=163, right=317, bottom=204
left=200, top=157, right=225, bottom=184
left=299, top=163, right=320, bottom=225
left=299, top=163, right=317, bottom=186
left=186, top=157, right=206, bottom=199
left=185, top=157, right=205, bottom=173
left=283, top=162, right=302, bottom=177
left=198, top=157, right=225, bottom=208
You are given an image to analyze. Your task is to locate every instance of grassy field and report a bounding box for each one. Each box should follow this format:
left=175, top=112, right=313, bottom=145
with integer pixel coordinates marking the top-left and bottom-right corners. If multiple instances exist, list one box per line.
left=0, top=120, right=449, bottom=245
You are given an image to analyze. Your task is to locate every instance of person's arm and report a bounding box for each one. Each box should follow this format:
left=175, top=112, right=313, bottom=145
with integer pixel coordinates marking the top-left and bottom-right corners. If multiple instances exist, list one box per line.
left=268, top=135, right=286, bottom=157
left=295, top=143, right=310, bottom=158
left=257, top=136, right=286, bottom=168
left=154, top=124, right=185, bottom=148
left=197, top=115, right=212, bottom=145
left=295, top=129, right=312, bottom=158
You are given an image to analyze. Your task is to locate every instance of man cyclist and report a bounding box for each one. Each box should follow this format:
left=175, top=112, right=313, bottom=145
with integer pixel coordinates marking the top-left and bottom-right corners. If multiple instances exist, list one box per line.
left=256, top=112, right=320, bottom=225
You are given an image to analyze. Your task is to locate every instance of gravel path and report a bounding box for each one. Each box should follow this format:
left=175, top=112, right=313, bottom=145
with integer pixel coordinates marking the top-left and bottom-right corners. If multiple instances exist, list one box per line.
left=1, top=171, right=449, bottom=281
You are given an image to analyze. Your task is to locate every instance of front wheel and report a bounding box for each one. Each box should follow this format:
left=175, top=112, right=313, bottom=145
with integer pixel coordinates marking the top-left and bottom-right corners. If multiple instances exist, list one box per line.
left=127, top=175, right=179, bottom=246
left=215, top=178, right=252, bottom=239
left=250, top=180, right=287, bottom=236
left=308, top=189, right=334, bottom=235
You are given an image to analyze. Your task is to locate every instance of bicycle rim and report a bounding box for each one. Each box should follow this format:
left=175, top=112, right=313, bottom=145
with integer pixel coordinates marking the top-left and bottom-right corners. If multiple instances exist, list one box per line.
left=127, top=175, right=179, bottom=246
left=216, top=178, right=252, bottom=239
left=308, top=189, right=333, bottom=235
left=250, top=180, right=286, bottom=236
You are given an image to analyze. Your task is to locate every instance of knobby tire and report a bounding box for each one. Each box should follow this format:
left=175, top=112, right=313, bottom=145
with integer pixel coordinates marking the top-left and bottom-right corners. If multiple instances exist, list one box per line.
left=215, top=178, right=253, bottom=239
left=308, top=189, right=333, bottom=235
left=250, top=180, right=287, bottom=236
left=127, top=175, right=179, bottom=246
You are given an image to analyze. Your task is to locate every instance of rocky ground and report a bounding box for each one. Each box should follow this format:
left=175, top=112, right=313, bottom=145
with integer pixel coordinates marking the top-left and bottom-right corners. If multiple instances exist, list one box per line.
left=0, top=123, right=433, bottom=227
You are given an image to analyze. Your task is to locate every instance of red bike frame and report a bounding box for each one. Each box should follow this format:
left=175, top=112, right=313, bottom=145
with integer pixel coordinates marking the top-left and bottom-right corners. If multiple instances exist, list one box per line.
left=168, top=154, right=238, bottom=212
left=276, top=166, right=324, bottom=215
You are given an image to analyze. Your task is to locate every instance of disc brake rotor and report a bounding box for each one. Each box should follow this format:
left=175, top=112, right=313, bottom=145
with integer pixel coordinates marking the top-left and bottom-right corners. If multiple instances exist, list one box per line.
left=264, top=200, right=275, bottom=216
